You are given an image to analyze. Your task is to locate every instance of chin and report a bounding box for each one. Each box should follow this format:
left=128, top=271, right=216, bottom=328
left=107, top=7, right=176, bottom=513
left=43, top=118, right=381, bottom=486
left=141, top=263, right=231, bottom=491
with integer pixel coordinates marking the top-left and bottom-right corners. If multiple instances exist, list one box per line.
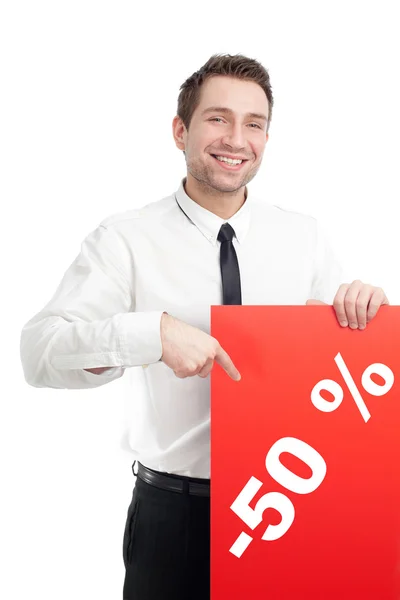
left=210, top=180, right=246, bottom=194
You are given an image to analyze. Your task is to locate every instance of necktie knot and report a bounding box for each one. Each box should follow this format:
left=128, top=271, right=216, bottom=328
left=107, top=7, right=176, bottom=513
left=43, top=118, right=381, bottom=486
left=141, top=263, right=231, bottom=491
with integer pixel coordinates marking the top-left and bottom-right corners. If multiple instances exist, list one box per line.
left=217, top=223, right=235, bottom=243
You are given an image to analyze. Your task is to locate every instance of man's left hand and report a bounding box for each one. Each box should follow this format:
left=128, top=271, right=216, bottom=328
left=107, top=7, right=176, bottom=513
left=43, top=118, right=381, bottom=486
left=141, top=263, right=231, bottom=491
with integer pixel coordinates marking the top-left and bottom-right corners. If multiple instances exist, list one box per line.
left=306, top=280, right=389, bottom=330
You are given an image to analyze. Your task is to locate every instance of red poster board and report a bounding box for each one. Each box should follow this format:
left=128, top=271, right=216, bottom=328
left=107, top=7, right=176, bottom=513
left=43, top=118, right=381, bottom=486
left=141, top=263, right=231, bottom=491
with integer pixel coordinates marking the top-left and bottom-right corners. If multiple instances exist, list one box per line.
left=211, top=306, right=400, bottom=600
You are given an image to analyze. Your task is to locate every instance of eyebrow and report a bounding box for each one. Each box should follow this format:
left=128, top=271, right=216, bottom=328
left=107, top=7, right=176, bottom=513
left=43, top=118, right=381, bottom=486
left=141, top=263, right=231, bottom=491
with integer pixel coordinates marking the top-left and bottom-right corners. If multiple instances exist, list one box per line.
left=201, top=106, right=268, bottom=122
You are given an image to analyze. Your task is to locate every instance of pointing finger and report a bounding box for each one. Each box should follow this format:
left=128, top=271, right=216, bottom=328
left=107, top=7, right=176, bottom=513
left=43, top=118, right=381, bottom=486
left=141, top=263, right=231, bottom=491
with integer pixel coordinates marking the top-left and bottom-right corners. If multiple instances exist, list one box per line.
left=215, top=346, right=241, bottom=381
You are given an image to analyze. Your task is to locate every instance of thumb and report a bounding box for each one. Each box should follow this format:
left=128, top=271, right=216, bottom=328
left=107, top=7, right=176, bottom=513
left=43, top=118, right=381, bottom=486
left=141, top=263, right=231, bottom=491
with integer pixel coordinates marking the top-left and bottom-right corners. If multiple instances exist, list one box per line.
left=306, top=299, right=328, bottom=306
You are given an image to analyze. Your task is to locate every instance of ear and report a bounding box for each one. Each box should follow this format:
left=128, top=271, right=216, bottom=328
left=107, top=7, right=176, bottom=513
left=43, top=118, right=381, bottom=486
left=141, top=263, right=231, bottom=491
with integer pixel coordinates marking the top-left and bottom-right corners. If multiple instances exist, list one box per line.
left=306, top=299, right=328, bottom=306
left=172, top=115, right=187, bottom=151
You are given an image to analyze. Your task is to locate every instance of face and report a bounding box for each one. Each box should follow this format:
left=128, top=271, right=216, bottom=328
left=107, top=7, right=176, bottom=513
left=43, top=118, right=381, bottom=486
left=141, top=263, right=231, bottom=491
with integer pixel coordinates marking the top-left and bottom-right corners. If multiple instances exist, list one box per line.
left=173, top=76, right=270, bottom=194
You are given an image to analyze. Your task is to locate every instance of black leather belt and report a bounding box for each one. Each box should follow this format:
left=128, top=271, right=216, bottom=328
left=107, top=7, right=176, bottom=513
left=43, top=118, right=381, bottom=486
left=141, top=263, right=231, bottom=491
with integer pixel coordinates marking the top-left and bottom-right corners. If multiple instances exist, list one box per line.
left=136, top=462, right=210, bottom=497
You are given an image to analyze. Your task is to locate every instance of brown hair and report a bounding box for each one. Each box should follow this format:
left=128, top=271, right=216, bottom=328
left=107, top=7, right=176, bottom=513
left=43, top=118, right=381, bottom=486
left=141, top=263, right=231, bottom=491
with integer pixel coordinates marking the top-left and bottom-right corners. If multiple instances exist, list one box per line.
left=177, top=53, right=274, bottom=131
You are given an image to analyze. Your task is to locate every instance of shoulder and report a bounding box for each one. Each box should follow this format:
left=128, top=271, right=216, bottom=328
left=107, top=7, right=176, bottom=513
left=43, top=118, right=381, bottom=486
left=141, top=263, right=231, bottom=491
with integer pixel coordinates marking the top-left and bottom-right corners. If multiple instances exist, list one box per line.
left=251, top=196, right=318, bottom=230
left=98, top=193, right=177, bottom=231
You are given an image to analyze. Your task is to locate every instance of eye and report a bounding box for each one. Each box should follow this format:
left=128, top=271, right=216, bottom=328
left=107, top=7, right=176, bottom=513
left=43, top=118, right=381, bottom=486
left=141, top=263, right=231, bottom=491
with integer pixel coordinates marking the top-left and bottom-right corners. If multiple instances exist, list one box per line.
left=248, top=123, right=262, bottom=129
left=209, top=117, right=225, bottom=123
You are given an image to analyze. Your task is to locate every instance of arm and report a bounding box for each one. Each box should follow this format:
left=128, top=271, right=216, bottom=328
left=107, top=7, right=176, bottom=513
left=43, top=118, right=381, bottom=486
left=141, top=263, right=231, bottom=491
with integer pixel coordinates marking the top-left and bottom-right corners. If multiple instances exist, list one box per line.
left=309, top=220, right=344, bottom=304
left=307, top=220, right=389, bottom=328
left=20, top=224, right=163, bottom=389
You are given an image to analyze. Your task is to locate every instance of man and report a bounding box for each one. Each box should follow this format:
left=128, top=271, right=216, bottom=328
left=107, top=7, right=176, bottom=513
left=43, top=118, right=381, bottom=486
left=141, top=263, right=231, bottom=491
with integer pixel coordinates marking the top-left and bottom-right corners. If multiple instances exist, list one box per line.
left=20, top=54, right=389, bottom=599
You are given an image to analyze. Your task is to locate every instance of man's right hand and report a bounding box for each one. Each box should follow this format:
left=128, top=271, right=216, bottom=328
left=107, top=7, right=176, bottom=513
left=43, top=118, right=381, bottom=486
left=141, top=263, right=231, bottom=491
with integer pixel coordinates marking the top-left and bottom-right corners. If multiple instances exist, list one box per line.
left=160, top=312, right=241, bottom=381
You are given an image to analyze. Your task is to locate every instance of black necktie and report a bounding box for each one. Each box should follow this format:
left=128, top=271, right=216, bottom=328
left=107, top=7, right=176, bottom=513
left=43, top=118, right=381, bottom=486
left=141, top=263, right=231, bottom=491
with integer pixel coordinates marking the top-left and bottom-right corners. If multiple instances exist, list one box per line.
left=217, top=223, right=242, bottom=305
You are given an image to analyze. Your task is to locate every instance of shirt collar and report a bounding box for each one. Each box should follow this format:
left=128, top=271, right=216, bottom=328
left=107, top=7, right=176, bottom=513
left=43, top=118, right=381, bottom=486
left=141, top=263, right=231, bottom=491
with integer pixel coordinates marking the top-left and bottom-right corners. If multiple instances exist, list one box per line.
left=174, top=178, right=251, bottom=246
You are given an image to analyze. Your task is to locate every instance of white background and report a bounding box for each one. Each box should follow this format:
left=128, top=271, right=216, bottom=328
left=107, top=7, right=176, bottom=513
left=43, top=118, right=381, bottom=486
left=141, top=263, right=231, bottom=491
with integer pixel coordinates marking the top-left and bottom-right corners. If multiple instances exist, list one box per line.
left=1, top=0, right=400, bottom=598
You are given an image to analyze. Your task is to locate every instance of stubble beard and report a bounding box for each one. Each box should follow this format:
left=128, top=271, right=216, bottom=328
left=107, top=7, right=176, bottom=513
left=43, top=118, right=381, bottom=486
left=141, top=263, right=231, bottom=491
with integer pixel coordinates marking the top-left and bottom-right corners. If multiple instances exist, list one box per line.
left=186, top=155, right=261, bottom=196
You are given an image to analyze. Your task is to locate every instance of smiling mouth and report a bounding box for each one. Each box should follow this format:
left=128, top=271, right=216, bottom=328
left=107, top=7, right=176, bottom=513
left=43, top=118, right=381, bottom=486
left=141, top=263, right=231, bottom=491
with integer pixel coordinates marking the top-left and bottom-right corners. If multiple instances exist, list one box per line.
left=211, top=154, right=248, bottom=169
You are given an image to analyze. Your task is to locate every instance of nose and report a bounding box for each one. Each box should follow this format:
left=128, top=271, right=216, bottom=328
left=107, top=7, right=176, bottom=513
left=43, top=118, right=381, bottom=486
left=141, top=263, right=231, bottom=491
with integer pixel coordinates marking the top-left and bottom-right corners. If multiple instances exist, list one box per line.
left=221, top=122, right=246, bottom=151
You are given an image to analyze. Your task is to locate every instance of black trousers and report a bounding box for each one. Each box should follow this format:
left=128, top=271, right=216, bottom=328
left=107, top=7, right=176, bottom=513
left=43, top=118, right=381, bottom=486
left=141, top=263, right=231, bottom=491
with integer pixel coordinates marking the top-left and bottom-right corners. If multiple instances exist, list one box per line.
left=122, top=469, right=210, bottom=599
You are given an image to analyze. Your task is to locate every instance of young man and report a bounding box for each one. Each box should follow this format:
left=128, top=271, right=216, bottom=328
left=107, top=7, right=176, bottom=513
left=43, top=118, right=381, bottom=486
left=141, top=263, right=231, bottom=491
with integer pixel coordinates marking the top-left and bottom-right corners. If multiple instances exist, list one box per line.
left=20, top=54, right=389, bottom=599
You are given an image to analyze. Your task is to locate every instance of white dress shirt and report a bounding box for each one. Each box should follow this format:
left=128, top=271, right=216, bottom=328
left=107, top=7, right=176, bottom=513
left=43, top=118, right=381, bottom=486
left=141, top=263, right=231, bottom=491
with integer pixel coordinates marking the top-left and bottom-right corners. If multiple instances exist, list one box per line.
left=20, top=178, right=343, bottom=478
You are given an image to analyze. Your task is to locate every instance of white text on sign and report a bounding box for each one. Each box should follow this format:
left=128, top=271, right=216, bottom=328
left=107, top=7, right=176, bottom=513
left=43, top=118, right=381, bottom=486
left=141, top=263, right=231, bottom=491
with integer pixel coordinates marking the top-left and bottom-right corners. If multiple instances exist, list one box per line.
left=229, top=437, right=326, bottom=558
left=228, top=352, right=395, bottom=558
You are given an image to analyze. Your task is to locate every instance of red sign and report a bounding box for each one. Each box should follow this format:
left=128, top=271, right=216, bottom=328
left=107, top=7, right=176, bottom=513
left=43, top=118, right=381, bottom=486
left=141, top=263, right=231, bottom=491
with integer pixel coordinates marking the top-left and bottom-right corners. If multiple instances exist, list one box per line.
left=211, top=306, right=400, bottom=600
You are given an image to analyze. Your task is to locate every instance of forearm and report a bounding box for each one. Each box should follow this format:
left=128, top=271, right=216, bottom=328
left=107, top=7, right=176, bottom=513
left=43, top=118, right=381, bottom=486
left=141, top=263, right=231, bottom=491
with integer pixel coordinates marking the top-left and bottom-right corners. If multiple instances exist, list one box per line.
left=20, top=224, right=164, bottom=389
left=20, top=311, right=164, bottom=390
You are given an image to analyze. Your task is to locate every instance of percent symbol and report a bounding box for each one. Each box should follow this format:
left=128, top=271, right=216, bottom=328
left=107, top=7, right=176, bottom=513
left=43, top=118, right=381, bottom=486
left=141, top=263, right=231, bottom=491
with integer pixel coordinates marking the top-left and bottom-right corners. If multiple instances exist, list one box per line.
left=311, top=353, right=394, bottom=422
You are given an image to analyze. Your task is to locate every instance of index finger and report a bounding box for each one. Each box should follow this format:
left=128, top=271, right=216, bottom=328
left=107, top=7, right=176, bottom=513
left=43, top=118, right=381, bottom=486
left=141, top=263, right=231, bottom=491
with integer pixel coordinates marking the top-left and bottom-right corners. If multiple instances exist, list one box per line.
left=333, top=283, right=350, bottom=326
left=215, top=345, right=241, bottom=381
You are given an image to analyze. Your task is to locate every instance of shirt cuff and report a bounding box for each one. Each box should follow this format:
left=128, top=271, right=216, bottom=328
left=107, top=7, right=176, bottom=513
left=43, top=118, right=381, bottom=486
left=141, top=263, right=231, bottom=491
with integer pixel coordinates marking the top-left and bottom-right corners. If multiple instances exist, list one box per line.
left=119, top=311, right=164, bottom=367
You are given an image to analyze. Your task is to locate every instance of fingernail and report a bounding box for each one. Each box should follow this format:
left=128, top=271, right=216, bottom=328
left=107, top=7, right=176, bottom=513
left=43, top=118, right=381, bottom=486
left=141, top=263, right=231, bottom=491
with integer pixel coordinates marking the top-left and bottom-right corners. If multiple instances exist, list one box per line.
left=350, top=322, right=358, bottom=329
left=340, top=321, right=348, bottom=327
left=358, top=324, right=365, bottom=330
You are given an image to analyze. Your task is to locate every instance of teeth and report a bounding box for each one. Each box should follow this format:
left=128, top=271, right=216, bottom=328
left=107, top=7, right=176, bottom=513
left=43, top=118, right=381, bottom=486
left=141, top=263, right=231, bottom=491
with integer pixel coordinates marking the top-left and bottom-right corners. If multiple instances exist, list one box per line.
left=215, top=155, right=243, bottom=165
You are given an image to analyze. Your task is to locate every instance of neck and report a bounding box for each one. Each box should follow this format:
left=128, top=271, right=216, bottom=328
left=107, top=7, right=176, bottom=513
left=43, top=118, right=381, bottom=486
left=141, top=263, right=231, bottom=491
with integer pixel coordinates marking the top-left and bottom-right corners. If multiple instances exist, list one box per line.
left=184, top=173, right=246, bottom=219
